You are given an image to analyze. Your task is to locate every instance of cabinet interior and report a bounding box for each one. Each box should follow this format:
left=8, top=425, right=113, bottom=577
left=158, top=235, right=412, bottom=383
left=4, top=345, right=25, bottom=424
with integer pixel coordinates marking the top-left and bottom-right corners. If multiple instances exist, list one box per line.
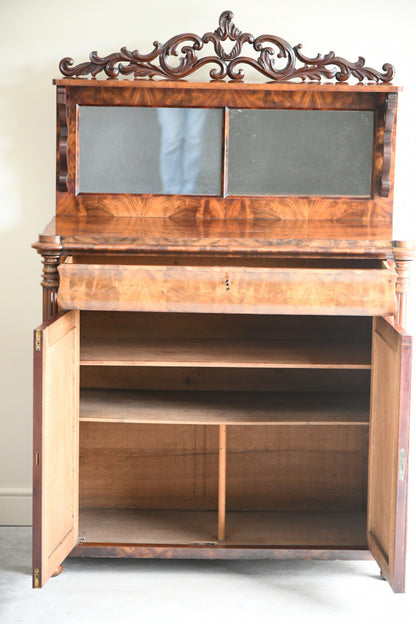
left=78, top=312, right=371, bottom=548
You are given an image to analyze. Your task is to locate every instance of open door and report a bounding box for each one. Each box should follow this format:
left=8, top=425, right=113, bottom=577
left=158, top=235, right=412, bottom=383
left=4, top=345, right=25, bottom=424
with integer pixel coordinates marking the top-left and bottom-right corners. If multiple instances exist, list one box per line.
left=32, top=311, right=79, bottom=588
left=367, top=316, right=412, bottom=593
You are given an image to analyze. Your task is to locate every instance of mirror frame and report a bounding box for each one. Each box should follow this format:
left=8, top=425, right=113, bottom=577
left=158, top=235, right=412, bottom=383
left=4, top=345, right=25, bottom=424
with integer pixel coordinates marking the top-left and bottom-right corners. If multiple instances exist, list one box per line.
left=56, top=79, right=398, bottom=223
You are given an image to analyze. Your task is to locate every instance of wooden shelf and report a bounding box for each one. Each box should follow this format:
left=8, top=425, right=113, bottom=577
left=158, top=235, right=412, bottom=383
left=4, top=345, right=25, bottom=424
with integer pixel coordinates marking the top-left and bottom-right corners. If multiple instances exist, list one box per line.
left=40, top=216, right=393, bottom=256
left=81, top=338, right=370, bottom=369
left=78, top=508, right=367, bottom=548
left=79, top=390, right=369, bottom=426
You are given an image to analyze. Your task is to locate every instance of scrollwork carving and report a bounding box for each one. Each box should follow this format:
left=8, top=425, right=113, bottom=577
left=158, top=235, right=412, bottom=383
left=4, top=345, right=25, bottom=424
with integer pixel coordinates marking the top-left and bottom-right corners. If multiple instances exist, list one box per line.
left=59, top=10, right=394, bottom=83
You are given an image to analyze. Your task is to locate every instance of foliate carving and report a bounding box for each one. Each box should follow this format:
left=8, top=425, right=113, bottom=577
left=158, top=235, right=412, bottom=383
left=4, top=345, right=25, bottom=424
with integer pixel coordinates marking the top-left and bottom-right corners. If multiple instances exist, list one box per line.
left=381, top=93, right=398, bottom=197
left=59, top=11, right=394, bottom=83
left=57, top=86, right=69, bottom=192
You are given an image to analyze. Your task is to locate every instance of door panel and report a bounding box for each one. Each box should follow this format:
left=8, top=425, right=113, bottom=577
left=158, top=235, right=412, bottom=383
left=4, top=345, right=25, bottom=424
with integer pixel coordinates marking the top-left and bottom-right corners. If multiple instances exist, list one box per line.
left=367, top=316, right=412, bottom=593
left=33, top=311, right=80, bottom=588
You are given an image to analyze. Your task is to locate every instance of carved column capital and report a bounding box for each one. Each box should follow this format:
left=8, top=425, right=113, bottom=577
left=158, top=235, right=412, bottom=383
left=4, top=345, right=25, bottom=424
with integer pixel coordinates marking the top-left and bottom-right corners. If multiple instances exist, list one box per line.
left=393, top=241, right=416, bottom=327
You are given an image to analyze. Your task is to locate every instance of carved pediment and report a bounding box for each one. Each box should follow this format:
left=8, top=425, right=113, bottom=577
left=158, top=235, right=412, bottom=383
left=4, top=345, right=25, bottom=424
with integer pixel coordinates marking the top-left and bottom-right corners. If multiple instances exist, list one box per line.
left=59, top=10, right=394, bottom=83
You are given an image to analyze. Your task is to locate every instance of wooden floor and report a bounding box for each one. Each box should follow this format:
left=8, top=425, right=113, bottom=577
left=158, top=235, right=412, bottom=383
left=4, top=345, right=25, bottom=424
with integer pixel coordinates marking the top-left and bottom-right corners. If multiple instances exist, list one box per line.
left=78, top=509, right=367, bottom=548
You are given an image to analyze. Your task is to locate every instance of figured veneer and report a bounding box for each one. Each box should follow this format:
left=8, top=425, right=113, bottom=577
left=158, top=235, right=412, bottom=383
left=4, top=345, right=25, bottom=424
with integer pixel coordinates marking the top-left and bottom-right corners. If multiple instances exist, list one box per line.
left=54, top=79, right=397, bottom=220
left=32, top=13, right=413, bottom=592
left=70, top=544, right=372, bottom=561
left=38, top=217, right=394, bottom=256
left=57, top=258, right=396, bottom=316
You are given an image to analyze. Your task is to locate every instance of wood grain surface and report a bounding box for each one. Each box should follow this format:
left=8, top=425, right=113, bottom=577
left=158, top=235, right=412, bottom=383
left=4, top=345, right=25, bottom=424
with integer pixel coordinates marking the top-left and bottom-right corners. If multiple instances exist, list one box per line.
left=38, top=217, right=394, bottom=256
left=76, top=509, right=367, bottom=547
left=79, top=422, right=368, bottom=512
left=367, top=318, right=412, bottom=592
left=33, top=311, right=79, bottom=587
left=80, top=337, right=371, bottom=368
left=58, top=261, right=397, bottom=316
left=55, top=81, right=395, bottom=220
left=79, top=389, right=370, bottom=426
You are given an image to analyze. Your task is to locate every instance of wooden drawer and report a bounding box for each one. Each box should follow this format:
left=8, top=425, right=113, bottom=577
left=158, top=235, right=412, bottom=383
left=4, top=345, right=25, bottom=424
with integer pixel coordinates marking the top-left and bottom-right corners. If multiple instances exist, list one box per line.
left=58, top=257, right=397, bottom=316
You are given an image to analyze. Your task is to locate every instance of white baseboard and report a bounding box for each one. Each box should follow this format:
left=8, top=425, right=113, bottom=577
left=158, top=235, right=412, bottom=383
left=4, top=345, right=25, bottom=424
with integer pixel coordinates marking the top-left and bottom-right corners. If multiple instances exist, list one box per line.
left=0, top=488, right=32, bottom=525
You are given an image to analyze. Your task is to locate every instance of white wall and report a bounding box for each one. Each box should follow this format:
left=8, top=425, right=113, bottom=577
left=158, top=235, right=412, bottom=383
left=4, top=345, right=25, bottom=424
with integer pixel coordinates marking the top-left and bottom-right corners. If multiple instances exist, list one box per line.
left=0, top=0, right=415, bottom=578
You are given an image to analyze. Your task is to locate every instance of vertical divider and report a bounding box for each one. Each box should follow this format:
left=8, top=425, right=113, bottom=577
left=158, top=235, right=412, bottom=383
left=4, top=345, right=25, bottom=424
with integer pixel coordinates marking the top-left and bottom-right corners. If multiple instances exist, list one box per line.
left=221, top=107, right=229, bottom=198
left=218, top=424, right=227, bottom=541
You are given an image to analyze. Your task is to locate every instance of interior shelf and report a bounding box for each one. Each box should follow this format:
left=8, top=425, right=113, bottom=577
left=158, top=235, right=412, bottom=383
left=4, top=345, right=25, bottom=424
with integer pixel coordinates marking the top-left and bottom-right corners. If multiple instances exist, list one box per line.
left=78, top=508, right=368, bottom=548
left=80, top=337, right=370, bottom=369
left=79, top=389, right=369, bottom=425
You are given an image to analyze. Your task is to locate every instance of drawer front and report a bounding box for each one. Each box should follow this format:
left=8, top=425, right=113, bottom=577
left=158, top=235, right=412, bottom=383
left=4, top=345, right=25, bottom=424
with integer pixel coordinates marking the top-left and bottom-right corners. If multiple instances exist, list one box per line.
left=58, top=263, right=397, bottom=316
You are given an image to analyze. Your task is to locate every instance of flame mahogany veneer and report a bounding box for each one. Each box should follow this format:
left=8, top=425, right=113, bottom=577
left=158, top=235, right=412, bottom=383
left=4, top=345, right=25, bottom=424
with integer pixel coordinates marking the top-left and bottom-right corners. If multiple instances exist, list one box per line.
left=32, top=11, right=414, bottom=592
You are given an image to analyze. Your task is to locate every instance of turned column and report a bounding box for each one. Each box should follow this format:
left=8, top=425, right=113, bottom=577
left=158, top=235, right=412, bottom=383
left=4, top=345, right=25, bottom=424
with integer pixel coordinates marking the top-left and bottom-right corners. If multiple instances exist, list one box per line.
left=32, top=241, right=63, bottom=322
left=393, top=241, right=416, bottom=327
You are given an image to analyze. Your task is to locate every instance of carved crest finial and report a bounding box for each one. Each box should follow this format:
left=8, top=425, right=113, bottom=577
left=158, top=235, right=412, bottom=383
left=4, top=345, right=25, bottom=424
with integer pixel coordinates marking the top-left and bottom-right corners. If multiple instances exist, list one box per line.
left=59, top=10, right=394, bottom=83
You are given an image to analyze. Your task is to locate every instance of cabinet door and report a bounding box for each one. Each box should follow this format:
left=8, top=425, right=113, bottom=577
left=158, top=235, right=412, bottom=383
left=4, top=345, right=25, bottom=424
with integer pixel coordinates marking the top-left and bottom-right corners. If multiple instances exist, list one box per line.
left=367, top=316, right=412, bottom=593
left=32, top=310, right=80, bottom=588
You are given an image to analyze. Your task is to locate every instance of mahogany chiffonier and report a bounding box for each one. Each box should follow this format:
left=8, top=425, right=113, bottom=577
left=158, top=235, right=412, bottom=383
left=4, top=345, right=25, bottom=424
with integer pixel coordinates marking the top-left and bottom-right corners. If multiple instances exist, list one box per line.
left=32, top=11, right=414, bottom=591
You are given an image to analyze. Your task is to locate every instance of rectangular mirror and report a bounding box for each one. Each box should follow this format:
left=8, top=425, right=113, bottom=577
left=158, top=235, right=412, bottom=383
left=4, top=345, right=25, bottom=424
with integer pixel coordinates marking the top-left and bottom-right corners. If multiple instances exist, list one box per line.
left=78, top=107, right=374, bottom=198
left=227, top=110, right=374, bottom=197
left=78, top=107, right=223, bottom=195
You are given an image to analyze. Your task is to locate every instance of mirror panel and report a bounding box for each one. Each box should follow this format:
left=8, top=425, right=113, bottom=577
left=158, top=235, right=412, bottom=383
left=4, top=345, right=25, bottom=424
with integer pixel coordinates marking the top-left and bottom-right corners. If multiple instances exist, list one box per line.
left=227, top=110, right=374, bottom=197
left=78, top=107, right=223, bottom=195
left=79, top=107, right=375, bottom=198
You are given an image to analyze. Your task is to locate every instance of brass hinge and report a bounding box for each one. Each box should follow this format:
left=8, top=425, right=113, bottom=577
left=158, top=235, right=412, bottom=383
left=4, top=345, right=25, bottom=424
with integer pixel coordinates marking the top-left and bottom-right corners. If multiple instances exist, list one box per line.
left=399, top=448, right=406, bottom=481
left=35, top=330, right=41, bottom=352
left=34, top=568, right=40, bottom=588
